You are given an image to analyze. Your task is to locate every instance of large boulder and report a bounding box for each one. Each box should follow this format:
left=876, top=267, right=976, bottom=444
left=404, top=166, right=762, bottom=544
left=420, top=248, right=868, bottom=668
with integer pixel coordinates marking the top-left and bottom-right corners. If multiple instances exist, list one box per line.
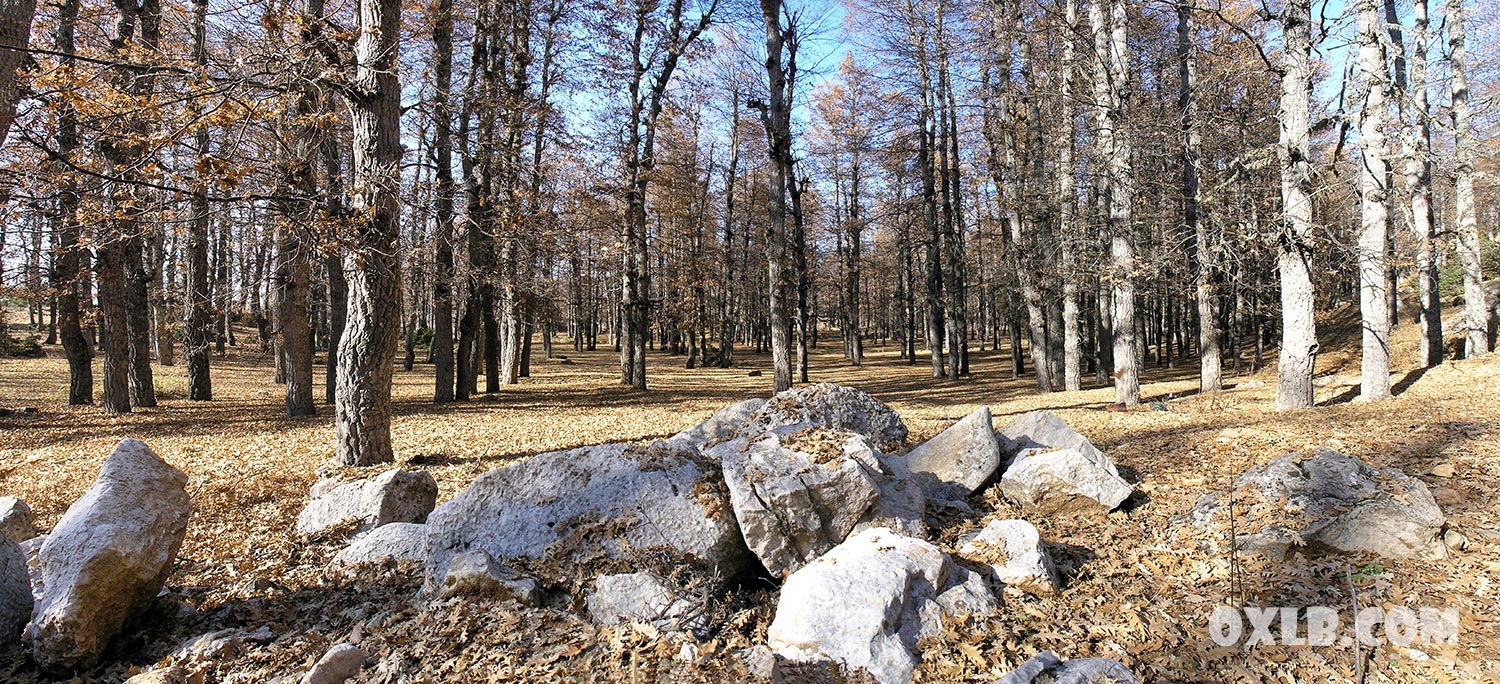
left=0, top=496, right=37, bottom=543
left=767, top=527, right=963, bottom=684
left=712, top=428, right=883, bottom=577
left=852, top=454, right=929, bottom=540
left=1001, top=448, right=1133, bottom=515
left=585, top=572, right=706, bottom=634
left=997, top=410, right=1109, bottom=466
left=958, top=519, right=1060, bottom=597
left=999, top=652, right=1140, bottom=684
left=901, top=407, right=1001, bottom=494
left=739, top=383, right=908, bottom=452
left=296, top=469, right=437, bottom=538
left=27, top=439, right=192, bottom=672
left=423, top=443, right=748, bottom=593
left=332, top=522, right=427, bottom=567
left=996, top=412, right=1131, bottom=515
left=0, top=539, right=29, bottom=643
left=660, top=399, right=767, bottom=452
left=1186, top=449, right=1447, bottom=560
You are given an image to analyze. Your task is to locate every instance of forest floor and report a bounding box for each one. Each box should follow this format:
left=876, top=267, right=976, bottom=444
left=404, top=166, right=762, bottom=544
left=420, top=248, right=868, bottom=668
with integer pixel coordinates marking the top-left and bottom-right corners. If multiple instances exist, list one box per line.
left=1, top=308, right=1498, bottom=683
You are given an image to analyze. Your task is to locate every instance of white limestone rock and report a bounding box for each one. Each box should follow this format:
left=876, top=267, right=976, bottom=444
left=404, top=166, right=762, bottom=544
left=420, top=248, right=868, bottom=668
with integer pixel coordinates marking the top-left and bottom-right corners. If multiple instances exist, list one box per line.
left=296, top=469, right=437, bottom=539
left=661, top=399, right=767, bottom=452
left=27, top=439, right=192, bottom=673
left=332, top=522, right=427, bottom=567
left=585, top=572, right=705, bottom=633
left=437, top=550, right=539, bottom=605
left=0, top=496, right=37, bottom=544
left=767, top=527, right=951, bottom=684
left=901, top=407, right=1001, bottom=494
left=423, top=443, right=748, bottom=593
left=958, top=519, right=1060, bottom=597
left=712, top=428, right=883, bottom=577
left=739, top=383, right=908, bottom=452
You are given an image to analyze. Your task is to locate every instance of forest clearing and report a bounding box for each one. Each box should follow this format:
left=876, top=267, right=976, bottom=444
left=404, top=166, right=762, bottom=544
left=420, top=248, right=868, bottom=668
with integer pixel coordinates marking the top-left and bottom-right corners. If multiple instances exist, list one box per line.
left=2, top=307, right=1499, bottom=683
left=0, top=0, right=1497, bottom=678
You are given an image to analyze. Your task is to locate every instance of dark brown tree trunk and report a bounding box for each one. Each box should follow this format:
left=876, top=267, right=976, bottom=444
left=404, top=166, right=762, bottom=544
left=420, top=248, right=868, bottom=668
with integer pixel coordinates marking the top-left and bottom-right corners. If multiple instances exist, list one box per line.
left=334, top=0, right=403, bottom=466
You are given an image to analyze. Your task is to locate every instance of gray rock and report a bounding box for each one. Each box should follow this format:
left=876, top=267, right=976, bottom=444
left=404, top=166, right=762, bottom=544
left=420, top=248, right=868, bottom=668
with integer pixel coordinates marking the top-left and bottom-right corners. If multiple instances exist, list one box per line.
left=27, top=439, right=191, bottom=673
left=934, top=564, right=999, bottom=618
left=739, top=383, right=908, bottom=452
left=902, top=407, right=1001, bottom=494
left=661, top=399, right=767, bottom=452
left=19, top=534, right=44, bottom=602
left=0, top=538, right=29, bottom=643
left=998, top=651, right=1140, bottom=684
left=0, top=496, right=37, bottom=544
left=423, top=443, right=747, bottom=593
left=300, top=643, right=366, bottom=684
left=438, top=550, right=539, bottom=604
left=768, top=527, right=952, bottom=684
left=296, top=469, right=437, bottom=538
left=1000, top=447, right=1133, bottom=516
left=1187, top=449, right=1448, bottom=560
left=713, top=428, right=883, bottom=577
left=852, top=453, right=929, bottom=539
left=734, top=645, right=776, bottom=679
left=958, top=519, right=1060, bottom=597
left=332, top=523, right=427, bottom=567
left=996, top=410, right=1111, bottom=472
left=585, top=572, right=705, bottom=633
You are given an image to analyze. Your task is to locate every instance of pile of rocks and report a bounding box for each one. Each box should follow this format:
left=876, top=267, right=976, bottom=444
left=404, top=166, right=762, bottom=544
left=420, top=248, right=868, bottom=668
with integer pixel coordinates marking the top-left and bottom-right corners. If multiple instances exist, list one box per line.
left=5, top=381, right=1451, bottom=684
left=372, top=383, right=1142, bottom=683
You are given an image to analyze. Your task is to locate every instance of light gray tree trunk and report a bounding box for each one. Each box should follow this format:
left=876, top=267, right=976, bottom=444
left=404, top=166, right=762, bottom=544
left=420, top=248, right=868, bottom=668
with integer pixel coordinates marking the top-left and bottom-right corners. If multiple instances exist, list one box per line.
left=1401, top=0, right=1442, bottom=367
left=1449, top=0, right=1488, bottom=357
left=1275, top=0, right=1319, bottom=409
left=1355, top=0, right=1391, bottom=401
left=0, top=0, right=36, bottom=147
left=1059, top=0, right=1082, bottom=391
left=1179, top=0, right=1220, bottom=393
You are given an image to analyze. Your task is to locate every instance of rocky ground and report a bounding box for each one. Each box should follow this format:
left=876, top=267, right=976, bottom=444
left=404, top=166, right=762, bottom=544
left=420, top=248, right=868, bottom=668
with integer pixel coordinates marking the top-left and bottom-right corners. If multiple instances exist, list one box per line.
left=1, top=311, right=1498, bottom=683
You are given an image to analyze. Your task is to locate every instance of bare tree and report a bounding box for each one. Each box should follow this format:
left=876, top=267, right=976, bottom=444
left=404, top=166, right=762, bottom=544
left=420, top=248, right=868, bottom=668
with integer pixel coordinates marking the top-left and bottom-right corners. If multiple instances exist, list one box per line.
left=334, top=0, right=404, bottom=466
left=1449, top=0, right=1488, bottom=358
left=1274, top=0, right=1318, bottom=409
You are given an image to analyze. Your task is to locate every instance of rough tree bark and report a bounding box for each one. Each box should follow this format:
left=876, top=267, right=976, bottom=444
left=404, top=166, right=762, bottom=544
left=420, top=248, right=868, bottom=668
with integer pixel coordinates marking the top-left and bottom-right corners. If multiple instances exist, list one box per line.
left=1449, top=0, right=1488, bottom=358
left=1178, top=0, right=1220, bottom=393
left=334, top=0, right=403, bottom=466
left=49, top=0, right=91, bottom=406
left=757, top=0, right=795, bottom=392
left=1274, top=0, right=1318, bottom=409
left=1400, top=0, right=1441, bottom=367
left=429, top=0, right=455, bottom=401
left=1355, top=0, right=1390, bottom=401
left=185, top=0, right=212, bottom=401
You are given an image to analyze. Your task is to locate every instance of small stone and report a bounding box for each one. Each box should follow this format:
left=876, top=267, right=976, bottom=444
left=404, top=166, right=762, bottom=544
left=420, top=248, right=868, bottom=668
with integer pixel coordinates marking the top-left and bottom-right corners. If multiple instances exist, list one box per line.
left=1429, top=463, right=1455, bottom=478
left=332, top=523, right=426, bottom=567
left=998, top=652, right=1139, bottom=684
left=734, top=645, right=776, bottom=679
left=958, top=519, right=1060, bottom=597
left=296, top=469, right=437, bottom=539
left=438, top=550, right=539, bottom=605
left=300, top=643, right=365, bottom=684
left=585, top=572, right=705, bottom=633
left=0, top=497, right=38, bottom=544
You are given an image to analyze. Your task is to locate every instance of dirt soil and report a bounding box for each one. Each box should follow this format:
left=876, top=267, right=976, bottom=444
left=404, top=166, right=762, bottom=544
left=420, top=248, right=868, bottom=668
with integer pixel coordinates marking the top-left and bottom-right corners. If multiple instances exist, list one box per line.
left=1, top=310, right=1497, bottom=683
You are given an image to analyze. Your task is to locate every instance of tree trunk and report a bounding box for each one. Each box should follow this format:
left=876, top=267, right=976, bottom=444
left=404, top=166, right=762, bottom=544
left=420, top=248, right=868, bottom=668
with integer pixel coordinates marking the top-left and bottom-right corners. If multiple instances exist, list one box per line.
left=1275, top=0, right=1319, bottom=409
left=1355, top=0, right=1391, bottom=400
left=429, top=0, right=456, bottom=401
left=1402, top=0, right=1441, bottom=367
left=1178, top=0, right=1220, bottom=393
left=1449, top=0, right=1488, bottom=358
left=0, top=0, right=36, bottom=147
left=759, top=0, right=796, bottom=393
left=50, top=0, right=91, bottom=406
left=335, top=0, right=403, bottom=466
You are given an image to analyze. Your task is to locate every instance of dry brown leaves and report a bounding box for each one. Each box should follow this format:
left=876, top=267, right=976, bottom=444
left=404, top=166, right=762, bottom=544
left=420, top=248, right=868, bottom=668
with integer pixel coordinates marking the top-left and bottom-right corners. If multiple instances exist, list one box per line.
left=1, top=314, right=1498, bottom=683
